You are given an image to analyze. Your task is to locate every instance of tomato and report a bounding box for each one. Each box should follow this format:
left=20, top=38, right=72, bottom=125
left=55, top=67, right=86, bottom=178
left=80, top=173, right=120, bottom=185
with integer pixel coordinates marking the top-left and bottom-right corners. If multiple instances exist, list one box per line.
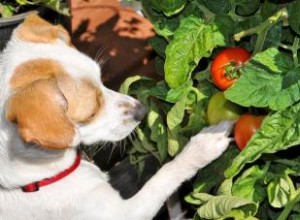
left=207, top=92, right=244, bottom=125
left=234, top=114, right=264, bottom=150
left=210, top=47, right=251, bottom=91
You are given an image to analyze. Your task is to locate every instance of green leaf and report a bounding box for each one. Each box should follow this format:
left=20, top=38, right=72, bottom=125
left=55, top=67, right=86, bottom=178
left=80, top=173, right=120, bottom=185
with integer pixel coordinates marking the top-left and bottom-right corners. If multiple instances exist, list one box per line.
left=232, top=165, right=268, bottom=203
left=151, top=0, right=187, bottom=17
left=200, top=0, right=231, bottom=14
left=225, top=102, right=300, bottom=178
left=154, top=18, right=179, bottom=38
left=193, top=146, right=239, bottom=193
left=217, top=178, right=233, bottom=196
left=135, top=128, right=156, bottom=152
left=149, top=36, right=168, bottom=58
left=260, top=1, right=279, bottom=20
left=0, top=3, right=14, bottom=18
left=225, top=48, right=300, bottom=110
left=119, top=75, right=153, bottom=94
left=262, top=23, right=282, bottom=50
left=181, top=101, right=207, bottom=136
left=288, top=0, right=300, bottom=35
left=235, top=0, right=260, bottom=16
left=291, top=214, right=300, bottom=220
left=166, top=94, right=188, bottom=156
left=166, top=81, right=195, bottom=103
left=195, top=193, right=256, bottom=219
left=267, top=175, right=291, bottom=208
left=16, top=0, right=28, bottom=5
left=214, top=14, right=235, bottom=45
left=165, top=16, right=225, bottom=88
left=141, top=0, right=165, bottom=23
left=147, top=101, right=168, bottom=161
left=154, top=56, right=165, bottom=76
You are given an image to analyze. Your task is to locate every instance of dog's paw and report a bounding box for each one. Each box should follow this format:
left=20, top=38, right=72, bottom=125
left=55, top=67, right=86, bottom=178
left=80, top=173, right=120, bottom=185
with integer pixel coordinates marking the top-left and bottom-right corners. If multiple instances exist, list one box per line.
left=180, top=121, right=235, bottom=168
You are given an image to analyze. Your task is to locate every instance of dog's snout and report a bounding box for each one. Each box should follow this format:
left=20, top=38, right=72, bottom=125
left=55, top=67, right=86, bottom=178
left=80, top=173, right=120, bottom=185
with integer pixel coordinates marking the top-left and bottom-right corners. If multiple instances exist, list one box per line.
left=133, top=102, right=147, bottom=121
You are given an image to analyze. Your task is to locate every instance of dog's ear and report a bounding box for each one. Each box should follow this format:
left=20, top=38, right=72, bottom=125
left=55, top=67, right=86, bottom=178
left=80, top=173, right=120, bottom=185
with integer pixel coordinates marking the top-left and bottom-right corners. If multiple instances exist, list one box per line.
left=6, top=78, right=77, bottom=150
left=6, top=59, right=79, bottom=150
left=15, top=13, right=71, bottom=45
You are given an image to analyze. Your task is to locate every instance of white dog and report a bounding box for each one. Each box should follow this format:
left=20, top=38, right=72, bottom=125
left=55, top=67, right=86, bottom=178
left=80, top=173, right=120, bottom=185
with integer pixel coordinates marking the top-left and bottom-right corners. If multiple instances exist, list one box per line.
left=0, top=14, right=233, bottom=220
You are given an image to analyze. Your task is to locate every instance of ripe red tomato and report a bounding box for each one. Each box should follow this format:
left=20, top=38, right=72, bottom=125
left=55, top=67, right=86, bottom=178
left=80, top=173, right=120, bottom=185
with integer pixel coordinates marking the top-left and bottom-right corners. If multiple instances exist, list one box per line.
left=210, top=47, right=251, bottom=91
left=234, top=114, right=264, bottom=150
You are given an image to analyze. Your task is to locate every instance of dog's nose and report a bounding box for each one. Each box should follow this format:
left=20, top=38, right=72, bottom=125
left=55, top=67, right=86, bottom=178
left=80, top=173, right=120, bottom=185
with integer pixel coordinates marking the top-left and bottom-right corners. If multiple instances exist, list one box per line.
left=133, top=102, right=147, bottom=121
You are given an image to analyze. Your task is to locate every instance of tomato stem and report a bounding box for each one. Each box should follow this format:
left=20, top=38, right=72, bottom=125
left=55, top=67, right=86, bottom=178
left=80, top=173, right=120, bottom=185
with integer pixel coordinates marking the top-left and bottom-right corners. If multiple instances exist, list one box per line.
left=224, top=62, right=240, bottom=79
left=292, top=37, right=299, bottom=66
left=234, top=7, right=288, bottom=54
left=277, top=188, right=300, bottom=220
left=194, top=1, right=215, bottom=22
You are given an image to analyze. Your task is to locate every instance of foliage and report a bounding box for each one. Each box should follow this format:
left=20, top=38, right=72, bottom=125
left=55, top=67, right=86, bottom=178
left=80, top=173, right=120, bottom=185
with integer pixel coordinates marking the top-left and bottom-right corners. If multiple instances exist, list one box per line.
left=0, top=0, right=69, bottom=18
left=120, top=0, right=300, bottom=219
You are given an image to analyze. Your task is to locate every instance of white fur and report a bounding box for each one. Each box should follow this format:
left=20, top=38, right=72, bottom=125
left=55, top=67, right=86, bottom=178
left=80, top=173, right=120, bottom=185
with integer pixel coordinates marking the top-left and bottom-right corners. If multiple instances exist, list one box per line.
left=0, top=21, right=234, bottom=220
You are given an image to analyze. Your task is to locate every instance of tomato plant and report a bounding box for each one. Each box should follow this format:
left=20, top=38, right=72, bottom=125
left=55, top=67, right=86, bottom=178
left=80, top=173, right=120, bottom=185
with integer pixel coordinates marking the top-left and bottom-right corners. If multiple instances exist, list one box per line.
left=121, top=0, right=300, bottom=219
left=207, top=92, right=243, bottom=125
left=234, top=114, right=264, bottom=150
left=210, top=47, right=251, bottom=91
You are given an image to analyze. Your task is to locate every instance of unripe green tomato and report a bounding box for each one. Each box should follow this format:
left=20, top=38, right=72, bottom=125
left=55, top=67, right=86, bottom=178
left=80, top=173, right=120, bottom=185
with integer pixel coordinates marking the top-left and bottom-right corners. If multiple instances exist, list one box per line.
left=207, top=92, right=244, bottom=125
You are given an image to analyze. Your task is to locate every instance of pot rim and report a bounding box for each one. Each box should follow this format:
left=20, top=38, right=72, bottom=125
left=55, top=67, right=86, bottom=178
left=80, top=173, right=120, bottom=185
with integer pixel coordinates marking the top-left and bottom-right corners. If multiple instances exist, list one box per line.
left=0, top=10, right=39, bottom=28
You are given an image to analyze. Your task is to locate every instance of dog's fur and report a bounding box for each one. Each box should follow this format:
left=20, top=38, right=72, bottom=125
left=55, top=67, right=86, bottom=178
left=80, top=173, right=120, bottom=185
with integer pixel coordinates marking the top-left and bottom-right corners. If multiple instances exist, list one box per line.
left=0, top=15, right=233, bottom=220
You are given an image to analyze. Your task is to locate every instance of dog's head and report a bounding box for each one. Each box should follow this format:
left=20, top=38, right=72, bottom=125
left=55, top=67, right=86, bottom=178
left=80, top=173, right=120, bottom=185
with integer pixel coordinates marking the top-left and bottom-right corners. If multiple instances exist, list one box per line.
left=3, top=14, right=146, bottom=150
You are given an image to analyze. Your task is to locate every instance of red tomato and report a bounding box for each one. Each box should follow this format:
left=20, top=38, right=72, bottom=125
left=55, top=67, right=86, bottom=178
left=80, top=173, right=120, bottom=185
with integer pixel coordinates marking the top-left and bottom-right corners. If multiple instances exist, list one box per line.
left=234, top=114, right=264, bottom=150
left=210, top=47, right=251, bottom=91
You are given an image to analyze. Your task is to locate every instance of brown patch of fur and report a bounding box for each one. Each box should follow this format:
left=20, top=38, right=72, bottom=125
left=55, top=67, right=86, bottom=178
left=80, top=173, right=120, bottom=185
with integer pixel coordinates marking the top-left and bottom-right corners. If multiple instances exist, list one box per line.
left=8, top=59, right=103, bottom=149
left=16, top=14, right=71, bottom=45
left=7, top=78, right=75, bottom=149
left=58, top=77, right=103, bottom=124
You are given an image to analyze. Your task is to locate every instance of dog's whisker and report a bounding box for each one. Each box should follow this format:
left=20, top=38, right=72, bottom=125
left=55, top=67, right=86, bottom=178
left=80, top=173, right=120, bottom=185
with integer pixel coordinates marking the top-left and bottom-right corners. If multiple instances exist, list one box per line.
left=94, top=46, right=110, bottom=66
left=107, top=143, right=117, bottom=164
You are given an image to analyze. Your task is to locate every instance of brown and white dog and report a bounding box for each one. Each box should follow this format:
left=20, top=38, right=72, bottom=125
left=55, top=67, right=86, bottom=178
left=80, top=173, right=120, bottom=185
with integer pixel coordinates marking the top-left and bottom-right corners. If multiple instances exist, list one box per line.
left=0, top=15, right=233, bottom=220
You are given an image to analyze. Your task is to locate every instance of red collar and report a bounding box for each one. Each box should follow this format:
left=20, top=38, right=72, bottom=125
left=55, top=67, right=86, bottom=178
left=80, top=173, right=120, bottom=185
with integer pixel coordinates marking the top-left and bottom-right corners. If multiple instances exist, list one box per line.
left=21, top=151, right=81, bottom=193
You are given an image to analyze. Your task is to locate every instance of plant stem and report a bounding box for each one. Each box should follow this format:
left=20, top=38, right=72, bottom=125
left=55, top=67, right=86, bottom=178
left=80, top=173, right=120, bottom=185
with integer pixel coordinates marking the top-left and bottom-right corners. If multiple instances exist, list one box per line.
left=277, top=188, right=300, bottom=220
left=292, top=37, right=300, bottom=66
left=253, top=26, right=268, bottom=55
left=194, top=1, right=215, bottom=22
left=234, top=7, right=288, bottom=54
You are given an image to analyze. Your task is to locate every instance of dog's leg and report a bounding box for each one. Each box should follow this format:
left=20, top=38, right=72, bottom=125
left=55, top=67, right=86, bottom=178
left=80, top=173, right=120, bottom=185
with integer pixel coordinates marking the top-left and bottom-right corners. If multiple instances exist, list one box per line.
left=124, top=121, right=234, bottom=220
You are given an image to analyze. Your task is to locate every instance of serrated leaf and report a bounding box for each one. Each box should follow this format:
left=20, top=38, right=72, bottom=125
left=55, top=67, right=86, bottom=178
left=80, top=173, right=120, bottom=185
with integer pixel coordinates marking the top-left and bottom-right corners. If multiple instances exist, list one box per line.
left=201, top=0, right=231, bottom=14
left=193, top=146, right=239, bottom=193
left=154, top=18, right=179, bottom=38
left=119, top=75, right=153, bottom=95
left=165, top=16, right=225, bottom=88
left=149, top=36, right=168, bottom=58
left=288, top=0, right=300, bottom=35
left=151, top=0, right=187, bottom=17
left=267, top=175, right=291, bottom=208
left=147, top=101, right=168, bottom=161
left=232, top=165, right=268, bottom=203
left=195, top=193, right=256, bottom=219
left=225, top=102, right=300, bottom=178
left=225, top=48, right=299, bottom=110
left=166, top=94, right=188, bottom=156
left=235, top=0, right=260, bottom=16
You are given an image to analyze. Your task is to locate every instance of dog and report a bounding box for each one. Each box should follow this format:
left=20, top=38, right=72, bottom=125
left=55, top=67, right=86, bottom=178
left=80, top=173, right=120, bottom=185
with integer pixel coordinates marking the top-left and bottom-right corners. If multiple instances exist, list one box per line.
left=0, top=14, right=233, bottom=220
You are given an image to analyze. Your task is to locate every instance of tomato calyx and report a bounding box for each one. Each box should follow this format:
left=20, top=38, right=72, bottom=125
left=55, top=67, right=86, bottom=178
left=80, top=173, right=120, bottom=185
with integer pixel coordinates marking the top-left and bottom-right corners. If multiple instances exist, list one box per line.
left=224, top=61, right=245, bottom=79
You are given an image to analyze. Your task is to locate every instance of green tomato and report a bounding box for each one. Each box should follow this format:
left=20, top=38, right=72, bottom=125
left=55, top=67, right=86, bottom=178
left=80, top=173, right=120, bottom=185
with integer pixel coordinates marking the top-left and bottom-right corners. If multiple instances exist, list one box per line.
left=207, top=92, right=244, bottom=125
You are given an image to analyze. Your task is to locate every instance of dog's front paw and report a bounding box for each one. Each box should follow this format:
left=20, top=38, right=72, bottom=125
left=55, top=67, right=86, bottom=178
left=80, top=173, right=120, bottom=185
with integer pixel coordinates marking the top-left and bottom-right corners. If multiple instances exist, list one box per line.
left=179, top=121, right=234, bottom=169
